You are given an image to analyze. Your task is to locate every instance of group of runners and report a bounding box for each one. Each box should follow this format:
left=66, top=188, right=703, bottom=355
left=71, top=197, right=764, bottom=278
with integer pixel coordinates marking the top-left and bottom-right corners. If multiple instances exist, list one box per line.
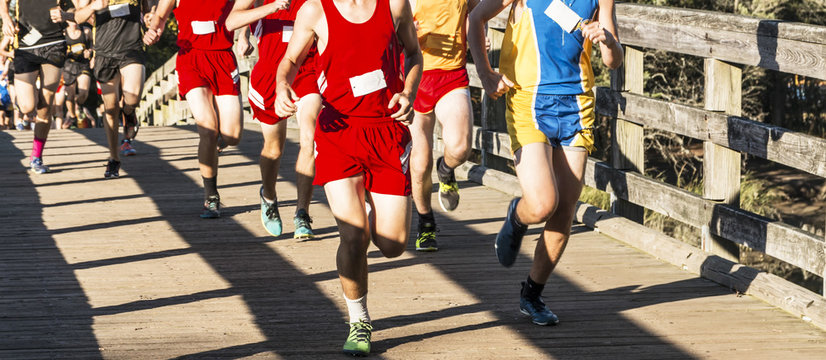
left=7, top=0, right=622, bottom=356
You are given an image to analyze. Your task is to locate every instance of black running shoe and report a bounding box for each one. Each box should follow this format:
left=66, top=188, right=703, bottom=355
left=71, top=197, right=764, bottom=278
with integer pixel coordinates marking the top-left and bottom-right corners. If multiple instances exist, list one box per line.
left=495, top=198, right=527, bottom=267
left=104, top=159, right=121, bottom=179
left=415, top=222, right=438, bottom=252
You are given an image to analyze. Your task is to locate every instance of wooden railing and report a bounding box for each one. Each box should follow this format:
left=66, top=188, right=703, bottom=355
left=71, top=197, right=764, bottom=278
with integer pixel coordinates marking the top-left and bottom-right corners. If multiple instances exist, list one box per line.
left=137, top=3, right=826, bottom=329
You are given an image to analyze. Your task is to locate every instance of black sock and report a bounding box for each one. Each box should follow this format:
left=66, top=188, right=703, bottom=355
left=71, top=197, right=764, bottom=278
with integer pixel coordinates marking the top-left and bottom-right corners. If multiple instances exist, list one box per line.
left=511, top=200, right=527, bottom=230
left=437, top=157, right=454, bottom=182
left=203, top=176, right=218, bottom=199
left=418, top=211, right=435, bottom=229
left=521, top=276, right=544, bottom=299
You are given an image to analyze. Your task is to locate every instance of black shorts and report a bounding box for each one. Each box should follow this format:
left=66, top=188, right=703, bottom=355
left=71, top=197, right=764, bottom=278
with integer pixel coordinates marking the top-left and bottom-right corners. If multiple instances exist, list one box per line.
left=7, top=66, right=14, bottom=85
left=93, top=49, right=145, bottom=83
left=14, top=43, right=67, bottom=74
left=63, top=59, right=92, bottom=86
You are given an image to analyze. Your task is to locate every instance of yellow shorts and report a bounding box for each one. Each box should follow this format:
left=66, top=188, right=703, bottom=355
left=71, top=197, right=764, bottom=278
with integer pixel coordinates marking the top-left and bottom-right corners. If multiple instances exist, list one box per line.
left=506, top=89, right=595, bottom=154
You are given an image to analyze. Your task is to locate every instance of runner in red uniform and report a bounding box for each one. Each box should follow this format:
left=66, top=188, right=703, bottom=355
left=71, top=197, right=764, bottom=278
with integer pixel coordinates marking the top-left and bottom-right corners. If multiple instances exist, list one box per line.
left=144, top=0, right=253, bottom=218
left=274, top=0, right=422, bottom=355
left=227, top=0, right=320, bottom=240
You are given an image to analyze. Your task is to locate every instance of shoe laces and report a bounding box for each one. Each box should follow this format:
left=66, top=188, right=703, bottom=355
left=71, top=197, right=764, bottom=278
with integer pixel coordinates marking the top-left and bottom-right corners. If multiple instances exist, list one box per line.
left=525, top=296, right=550, bottom=314
left=265, top=202, right=279, bottom=220
left=205, top=196, right=220, bottom=211
left=439, top=181, right=458, bottom=193
left=295, top=212, right=312, bottom=228
left=347, top=321, right=372, bottom=343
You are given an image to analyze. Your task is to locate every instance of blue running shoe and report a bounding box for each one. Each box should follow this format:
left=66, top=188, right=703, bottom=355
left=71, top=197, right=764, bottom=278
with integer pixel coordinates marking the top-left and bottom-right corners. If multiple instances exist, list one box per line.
left=120, top=139, right=136, bottom=156
left=520, top=295, right=559, bottom=326
left=29, top=157, right=50, bottom=174
left=293, top=209, right=314, bottom=240
left=15, top=123, right=24, bottom=131
left=200, top=195, right=221, bottom=219
left=495, top=198, right=527, bottom=267
left=260, top=187, right=282, bottom=236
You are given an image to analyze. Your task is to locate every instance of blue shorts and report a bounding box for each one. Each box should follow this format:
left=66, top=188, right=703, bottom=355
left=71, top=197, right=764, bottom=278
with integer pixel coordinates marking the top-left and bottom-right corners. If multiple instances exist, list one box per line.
left=506, top=89, right=595, bottom=154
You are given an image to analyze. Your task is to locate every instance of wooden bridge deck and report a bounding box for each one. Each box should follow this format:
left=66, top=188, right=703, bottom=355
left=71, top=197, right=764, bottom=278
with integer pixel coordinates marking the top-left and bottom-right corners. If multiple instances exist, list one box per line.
left=1, top=126, right=825, bottom=359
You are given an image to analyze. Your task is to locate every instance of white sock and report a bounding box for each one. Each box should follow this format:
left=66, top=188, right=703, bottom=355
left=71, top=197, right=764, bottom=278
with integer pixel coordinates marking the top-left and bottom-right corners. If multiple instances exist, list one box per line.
left=344, top=294, right=370, bottom=324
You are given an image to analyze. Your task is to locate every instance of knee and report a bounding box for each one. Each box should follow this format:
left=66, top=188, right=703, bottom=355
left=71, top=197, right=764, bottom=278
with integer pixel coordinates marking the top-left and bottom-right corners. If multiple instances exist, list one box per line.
left=77, top=92, right=89, bottom=104
left=223, top=135, right=241, bottom=147
left=377, top=240, right=406, bottom=258
left=261, top=142, right=283, bottom=160
left=103, top=107, right=120, bottom=118
left=445, top=141, right=471, bottom=163
left=524, top=197, right=559, bottom=223
left=409, top=154, right=433, bottom=180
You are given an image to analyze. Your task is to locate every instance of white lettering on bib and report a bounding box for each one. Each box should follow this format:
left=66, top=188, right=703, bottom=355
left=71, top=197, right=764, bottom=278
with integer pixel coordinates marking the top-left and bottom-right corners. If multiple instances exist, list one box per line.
left=191, top=21, right=216, bottom=35
left=545, top=0, right=582, bottom=33
left=282, top=26, right=293, bottom=42
left=109, top=4, right=131, bottom=18
left=21, top=28, right=42, bottom=46
left=349, top=69, right=387, bottom=97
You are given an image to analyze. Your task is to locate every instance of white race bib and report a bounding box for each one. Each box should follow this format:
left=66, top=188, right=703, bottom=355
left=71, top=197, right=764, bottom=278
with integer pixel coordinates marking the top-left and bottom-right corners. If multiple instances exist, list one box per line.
left=191, top=21, right=216, bottom=35
left=108, top=4, right=131, bottom=18
left=349, top=69, right=387, bottom=97
left=282, top=26, right=293, bottom=42
left=21, top=28, right=42, bottom=46
left=545, top=0, right=582, bottom=33
left=70, top=43, right=85, bottom=54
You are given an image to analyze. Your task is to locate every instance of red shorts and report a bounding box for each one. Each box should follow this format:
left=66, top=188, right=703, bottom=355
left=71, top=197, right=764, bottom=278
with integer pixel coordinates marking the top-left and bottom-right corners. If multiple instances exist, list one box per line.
left=413, top=67, right=470, bottom=114
left=314, top=111, right=412, bottom=196
left=249, top=56, right=319, bottom=125
left=176, top=49, right=240, bottom=100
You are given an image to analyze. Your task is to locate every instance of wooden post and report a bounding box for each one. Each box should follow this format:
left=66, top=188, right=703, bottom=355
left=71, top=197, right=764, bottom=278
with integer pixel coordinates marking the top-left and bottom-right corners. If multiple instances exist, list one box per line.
left=702, top=59, right=742, bottom=262
left=480, top=27, right=506, bottom=168
left=610, top=46, right=645, bottom=224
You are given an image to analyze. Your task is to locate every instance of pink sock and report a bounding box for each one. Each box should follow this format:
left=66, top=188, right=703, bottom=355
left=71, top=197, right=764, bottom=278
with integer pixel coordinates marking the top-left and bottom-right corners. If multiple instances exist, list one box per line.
left=32, top=136, right=46, bottom=160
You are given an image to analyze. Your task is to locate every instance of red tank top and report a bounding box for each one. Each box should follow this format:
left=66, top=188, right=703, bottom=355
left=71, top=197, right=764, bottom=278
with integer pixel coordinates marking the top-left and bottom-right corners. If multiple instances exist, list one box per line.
left=174, top=0, right=235, bottom=51
left=317, top=0, right=403, bottom=119
left=250, top=0, right=317, bottom=79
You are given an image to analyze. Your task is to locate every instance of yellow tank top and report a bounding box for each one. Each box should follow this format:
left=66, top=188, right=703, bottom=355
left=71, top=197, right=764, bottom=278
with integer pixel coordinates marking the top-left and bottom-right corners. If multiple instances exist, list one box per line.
left=413, top=0, right=468, bottom=71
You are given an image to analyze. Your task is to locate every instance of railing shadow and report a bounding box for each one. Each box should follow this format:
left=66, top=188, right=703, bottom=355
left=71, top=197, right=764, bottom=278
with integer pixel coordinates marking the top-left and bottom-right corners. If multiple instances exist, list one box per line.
left=0, top=131, right=102, bottom=358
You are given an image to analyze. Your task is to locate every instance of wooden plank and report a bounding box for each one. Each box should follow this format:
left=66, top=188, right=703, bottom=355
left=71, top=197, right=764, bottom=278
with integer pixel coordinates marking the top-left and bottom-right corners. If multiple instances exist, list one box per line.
left=702, top=59, right=741, bottom=261
left=573, top=201, right=826, bottom=331
left=610, top=46, right=645, bottom=223
left=615, top=3, right=826, bottom=79
left=584, top=159, right=826, bottom=276
left=595, top=88, right=826, bottom=178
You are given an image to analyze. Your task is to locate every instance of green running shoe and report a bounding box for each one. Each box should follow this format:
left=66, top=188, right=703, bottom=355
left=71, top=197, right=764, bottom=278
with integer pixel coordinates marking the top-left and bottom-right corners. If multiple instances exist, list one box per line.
left=342, top=321, right=372, bottom=357
left=260, top=187, right=282, bottom=236
left=415, top=222, right=438, bottom=252
left=293, top=209, right=314, bottom=241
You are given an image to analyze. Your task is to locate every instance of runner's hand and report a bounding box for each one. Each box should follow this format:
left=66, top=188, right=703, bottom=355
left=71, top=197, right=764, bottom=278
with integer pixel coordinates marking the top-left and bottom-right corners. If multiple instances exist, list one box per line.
left=50, top=8, right=64, bottom=23
left=2, top=22, right=16, bottom=38
left=237, top=36, right=254, bottom=57
left=275, top=82, right=299, bottom=118
left=581, top=21, right=616, bottom=47
left=143, top=28, right=161, bottom=46
left=388, top=92, right=413, bottom=125
left=480, top=70, right=513, bottom=100
left=91, top=0, right=109, bottom=11
left=144, top=6, right=157, bottom=25
left=270, top=0, right=291, bottom=12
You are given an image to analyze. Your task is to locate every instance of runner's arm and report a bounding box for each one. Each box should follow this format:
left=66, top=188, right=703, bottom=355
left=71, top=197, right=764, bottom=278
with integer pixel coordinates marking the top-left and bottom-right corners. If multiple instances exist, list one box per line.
left=274, top=0, right=321, bottom=117
left=389, top=0, right=422, bottom=123
left=226, top=0, right=289, bottom=32
left=143, top=0, right=175, bottom=45
left=1, top=0, right=15, bottom=38
left=581, top=0, right=622, bottom=69
left=468, top=0, right=513, bottom=99
left=0, top=37, right=12, bottom=58
left=236, top=27, right=255, bottom=56
left=75, top=0, right=106, bottom=26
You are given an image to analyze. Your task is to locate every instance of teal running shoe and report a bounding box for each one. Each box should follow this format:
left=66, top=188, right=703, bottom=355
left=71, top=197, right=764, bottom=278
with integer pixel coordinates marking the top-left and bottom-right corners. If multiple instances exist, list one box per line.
left=260, top=187, right=282, bottom=236
left=200, top=195, right=221, bottom=219
left=342, top=321, right=372, bottom=357
left=293, top=209, right=314, bottom=240
left=520, top=295, right=559, bottom=326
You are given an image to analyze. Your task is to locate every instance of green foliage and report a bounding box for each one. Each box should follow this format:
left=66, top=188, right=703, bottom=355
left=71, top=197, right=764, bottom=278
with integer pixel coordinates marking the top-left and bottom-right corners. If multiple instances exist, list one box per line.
left=579, top=186, right=611, bottom=210
left=740, top=171, right=789, bottom=219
